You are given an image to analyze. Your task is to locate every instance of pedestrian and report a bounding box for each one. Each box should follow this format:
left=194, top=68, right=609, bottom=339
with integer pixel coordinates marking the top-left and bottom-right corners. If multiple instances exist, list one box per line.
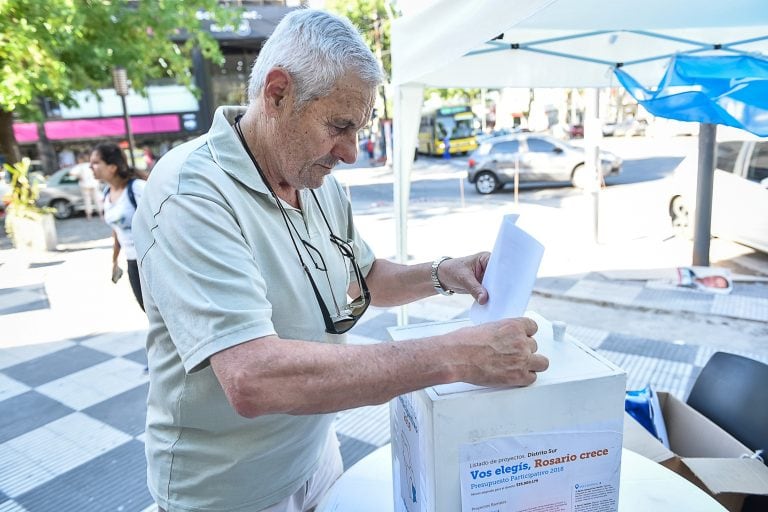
left=132, top=9, right=548, bottom=512
left=142, top=145, right=156, bottom=173
left=90, top=142, right=145, bottom=311
left=68, top=152, right=103, bottom=220
left=57, top=147, right=76, bottom=168
left=366, top=133, right=375, bottom=160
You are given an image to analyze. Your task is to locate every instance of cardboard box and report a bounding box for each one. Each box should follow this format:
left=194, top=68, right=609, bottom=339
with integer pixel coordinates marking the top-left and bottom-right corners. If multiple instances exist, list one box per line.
left=388, top=313, right=627, bottom=512
left=623, top=391, right=768, bottom=511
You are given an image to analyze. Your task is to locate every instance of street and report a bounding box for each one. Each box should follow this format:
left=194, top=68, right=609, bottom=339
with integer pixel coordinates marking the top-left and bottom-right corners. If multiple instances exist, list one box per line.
left=336, top=135, right=696, bottom=215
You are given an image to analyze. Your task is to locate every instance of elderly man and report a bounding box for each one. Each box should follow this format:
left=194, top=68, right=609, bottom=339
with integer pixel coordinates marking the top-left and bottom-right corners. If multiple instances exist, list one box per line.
left=133, top=9, right=548, bottom=512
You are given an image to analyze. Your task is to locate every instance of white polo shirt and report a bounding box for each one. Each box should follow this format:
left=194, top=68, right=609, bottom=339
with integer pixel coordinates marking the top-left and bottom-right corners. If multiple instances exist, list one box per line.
left=133, top=106, right=375, bottom=511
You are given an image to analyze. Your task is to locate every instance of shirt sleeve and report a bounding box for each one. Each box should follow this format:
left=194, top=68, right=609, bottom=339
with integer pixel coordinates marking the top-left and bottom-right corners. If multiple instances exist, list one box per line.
left=139, top=193, right=276, bottom=373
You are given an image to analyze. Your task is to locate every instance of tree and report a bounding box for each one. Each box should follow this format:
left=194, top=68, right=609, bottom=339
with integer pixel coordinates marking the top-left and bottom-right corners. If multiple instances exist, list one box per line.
left=326, top=2, right=482, bottom=113
left=327, top=0, right=392, bottom=79
left=0, top=0, right=237, bottom=165
left=327, top=0, right=395, bottom=120
left=425, top=88, right=483, bottom=105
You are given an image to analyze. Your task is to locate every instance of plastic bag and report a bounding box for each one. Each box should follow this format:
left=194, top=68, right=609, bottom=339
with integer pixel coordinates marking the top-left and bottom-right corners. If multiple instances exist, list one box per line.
left=625, top=385, right=670, bottom=449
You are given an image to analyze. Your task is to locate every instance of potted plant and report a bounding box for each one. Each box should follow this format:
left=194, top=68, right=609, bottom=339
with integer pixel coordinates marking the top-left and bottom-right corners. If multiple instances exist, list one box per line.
left=3, top=158, right=57, bottom=251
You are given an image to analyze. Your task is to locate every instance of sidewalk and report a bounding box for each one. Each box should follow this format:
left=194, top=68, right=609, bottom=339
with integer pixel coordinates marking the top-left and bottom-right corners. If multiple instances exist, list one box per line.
left=2, top=197, right=767, bottom=511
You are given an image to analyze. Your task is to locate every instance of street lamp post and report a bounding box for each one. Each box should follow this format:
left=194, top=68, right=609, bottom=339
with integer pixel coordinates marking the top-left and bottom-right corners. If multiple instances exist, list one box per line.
left=112, top=67, right=137, bottom=169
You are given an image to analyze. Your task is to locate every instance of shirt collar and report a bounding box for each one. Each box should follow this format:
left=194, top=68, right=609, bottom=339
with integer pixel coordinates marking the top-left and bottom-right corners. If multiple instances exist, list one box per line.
left=206, top=106, right=271, bottom=197
left=207, top=105, right=313, bottom=210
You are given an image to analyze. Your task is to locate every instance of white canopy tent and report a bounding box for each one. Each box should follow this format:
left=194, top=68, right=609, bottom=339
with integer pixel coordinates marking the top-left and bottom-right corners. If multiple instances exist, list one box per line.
left=390, top=0, right=768, bottom=269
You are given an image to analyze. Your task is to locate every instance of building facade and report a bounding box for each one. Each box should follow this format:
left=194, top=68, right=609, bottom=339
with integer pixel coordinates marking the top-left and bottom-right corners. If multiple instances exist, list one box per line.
left=14, top=1, right=298, bottom=172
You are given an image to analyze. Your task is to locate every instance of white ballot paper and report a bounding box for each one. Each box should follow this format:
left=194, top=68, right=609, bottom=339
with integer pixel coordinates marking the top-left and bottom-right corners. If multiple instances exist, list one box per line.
left=470, top=214, right=544, bottom=324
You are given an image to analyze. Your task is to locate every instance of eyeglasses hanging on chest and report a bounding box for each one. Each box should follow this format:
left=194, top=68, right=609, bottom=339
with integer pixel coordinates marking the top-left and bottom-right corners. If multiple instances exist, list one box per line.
left=234, top=118, right=370, bottom=334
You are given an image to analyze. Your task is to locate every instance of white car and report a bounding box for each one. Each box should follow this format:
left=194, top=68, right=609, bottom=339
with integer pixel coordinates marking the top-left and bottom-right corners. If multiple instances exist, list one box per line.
left=669, top=138, right=768, bottom=253
left=467, top=133, right=622, bottom=193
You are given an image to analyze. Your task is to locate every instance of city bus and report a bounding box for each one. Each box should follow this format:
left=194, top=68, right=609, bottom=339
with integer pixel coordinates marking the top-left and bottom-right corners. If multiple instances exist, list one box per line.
left=417, top=105, right=479, bottom=156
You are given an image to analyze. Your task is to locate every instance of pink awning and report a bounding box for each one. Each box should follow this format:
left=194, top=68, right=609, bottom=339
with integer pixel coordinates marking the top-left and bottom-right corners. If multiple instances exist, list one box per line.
left=13, top=123, right=39, bottom=144
left=13, top=114, right=182, bottom=143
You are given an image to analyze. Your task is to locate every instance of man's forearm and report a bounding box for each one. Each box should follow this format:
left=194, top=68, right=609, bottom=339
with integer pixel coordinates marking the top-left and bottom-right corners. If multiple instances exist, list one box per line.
left=211, top=335, right=456, bottom=417
left=211, top=317, right=546, bottom=418
left=364, top=253, right=490, bottom=307
left=364, top=258, right=436, bottom=307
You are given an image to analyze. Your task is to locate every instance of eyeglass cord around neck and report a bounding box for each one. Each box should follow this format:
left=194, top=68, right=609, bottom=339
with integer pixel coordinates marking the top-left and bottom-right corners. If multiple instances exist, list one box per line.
left=232, top=116, right=367, bottom=330
left=233, top=117, right=332, bottom=269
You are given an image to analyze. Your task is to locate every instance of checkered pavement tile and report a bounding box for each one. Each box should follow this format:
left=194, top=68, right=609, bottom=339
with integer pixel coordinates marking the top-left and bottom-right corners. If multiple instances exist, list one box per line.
left=712, top=294, right=768, bottom=322
left=541, top=273, right=768, bottom=322
left=0, top=285, right=49, bottom=316
left=0, top=392, right=73, bottom=445
left=0, top=334, right=150, bottom=512
left=564, top=280, right=644, bottom=306
left=0, top=374, right=29, bottom=403
left=0, top=499, right=28, bottom=511
left=3, top=346, right=114, bottom=388
left=634, top=288, right=713, bottom=313
left=599, top=333, right=699, bottom=363
left=598, top=350, right=696, bottom=398
left=12, top=440, right=152, bottom=512
left=0, top=341, right=76, bottom=372
left=35, top=358, right=147, bottom=411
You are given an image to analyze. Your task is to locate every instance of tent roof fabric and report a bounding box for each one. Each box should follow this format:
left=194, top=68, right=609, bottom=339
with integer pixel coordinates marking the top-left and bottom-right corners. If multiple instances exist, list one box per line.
left=616, top=55, right=768, bottom=136
left=392, top=0, right=768, bottom=88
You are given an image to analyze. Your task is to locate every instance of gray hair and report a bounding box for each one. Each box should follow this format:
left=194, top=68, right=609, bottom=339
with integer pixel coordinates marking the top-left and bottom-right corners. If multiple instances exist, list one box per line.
left=248, top=9, right=383, bottom=109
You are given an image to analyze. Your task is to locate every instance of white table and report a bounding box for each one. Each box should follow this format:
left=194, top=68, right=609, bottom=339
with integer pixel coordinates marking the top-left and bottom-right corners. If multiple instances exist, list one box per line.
left=317, top=445, right=727, bottom=512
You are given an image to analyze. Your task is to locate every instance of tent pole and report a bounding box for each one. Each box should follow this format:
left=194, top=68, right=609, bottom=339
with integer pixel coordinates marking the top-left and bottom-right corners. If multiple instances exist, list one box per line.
left=583, top=88, right=601, bottom=242
left=692, top=123, right=717, bottom=266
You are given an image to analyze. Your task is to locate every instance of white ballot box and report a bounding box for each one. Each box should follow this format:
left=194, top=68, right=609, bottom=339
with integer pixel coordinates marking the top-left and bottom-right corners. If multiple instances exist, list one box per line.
left=388, top=312, right=627, bottom=512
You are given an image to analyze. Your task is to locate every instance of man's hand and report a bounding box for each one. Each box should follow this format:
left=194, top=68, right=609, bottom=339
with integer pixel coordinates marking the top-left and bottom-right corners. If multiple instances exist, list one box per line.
left=449, top=316, right=549, bottom=387
left=436, top=252, right=491, bottom=304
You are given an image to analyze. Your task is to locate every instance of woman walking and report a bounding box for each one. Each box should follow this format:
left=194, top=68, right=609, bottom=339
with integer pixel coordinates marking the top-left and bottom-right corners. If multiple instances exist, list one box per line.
left=90, top=142, right=146, bottom=311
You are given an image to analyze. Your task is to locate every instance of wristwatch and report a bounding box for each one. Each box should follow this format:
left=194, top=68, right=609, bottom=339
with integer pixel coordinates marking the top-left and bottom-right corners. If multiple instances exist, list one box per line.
left=431, top=257, right=454, bottom=296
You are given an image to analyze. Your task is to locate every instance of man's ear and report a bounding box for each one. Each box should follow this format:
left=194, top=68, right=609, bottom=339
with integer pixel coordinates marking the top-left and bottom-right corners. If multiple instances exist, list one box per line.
left=263, top=68, right=292, bottom=117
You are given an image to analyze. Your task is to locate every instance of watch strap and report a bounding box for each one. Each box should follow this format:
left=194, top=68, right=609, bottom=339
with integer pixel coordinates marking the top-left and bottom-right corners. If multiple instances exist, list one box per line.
left=431, top=257, right=454, bottom=296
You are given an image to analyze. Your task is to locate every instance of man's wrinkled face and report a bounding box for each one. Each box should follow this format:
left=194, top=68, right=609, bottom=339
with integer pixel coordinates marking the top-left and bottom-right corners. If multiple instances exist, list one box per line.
left=272, top=73, right=375, bottom=190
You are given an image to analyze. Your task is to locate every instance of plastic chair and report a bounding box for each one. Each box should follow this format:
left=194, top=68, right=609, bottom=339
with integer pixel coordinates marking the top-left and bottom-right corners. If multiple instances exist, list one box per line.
left=687, top=352, right=768, bottom=511
left=686, top=351, right=768, bottom=458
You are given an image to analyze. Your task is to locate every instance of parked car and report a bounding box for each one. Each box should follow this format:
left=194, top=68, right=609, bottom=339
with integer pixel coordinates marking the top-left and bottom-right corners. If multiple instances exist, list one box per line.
left=37, top=166, right=100, bottom=219
left=467, top=133, right=622, bottom=194
left=476, top=127, right=523, bottom=144
left=668, top=138, right=768, bottom=253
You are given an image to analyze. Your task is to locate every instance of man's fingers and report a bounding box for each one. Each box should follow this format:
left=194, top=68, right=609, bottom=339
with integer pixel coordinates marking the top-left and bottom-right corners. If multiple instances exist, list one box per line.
left=519, top=317, right=538, bottom=336
left=528, top=336, right=538, bottom=354
left=472, top=284, right=489, bottom=305
left=528, top=353, right=550, bottom=372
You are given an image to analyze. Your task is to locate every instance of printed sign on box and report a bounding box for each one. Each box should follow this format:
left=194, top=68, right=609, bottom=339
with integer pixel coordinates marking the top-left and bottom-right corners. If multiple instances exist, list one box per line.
left=459, top=431, right=622, bottom=512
